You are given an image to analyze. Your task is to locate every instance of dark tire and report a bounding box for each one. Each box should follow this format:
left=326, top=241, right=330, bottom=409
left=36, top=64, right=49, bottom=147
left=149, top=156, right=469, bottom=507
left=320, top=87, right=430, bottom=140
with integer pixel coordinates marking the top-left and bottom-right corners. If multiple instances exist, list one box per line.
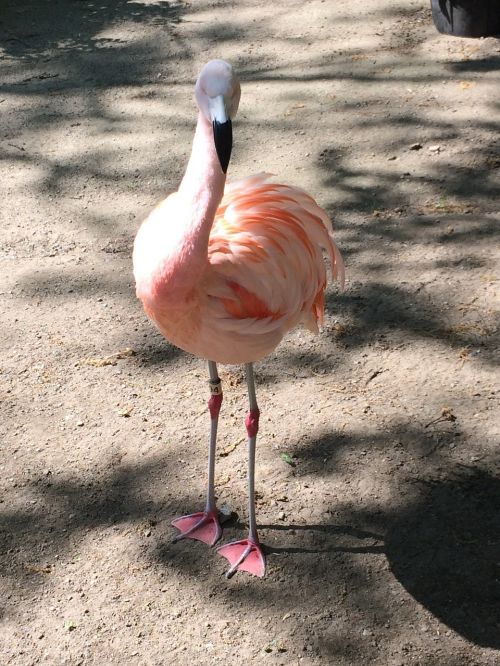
left=430, top=0, right=500, bottom=38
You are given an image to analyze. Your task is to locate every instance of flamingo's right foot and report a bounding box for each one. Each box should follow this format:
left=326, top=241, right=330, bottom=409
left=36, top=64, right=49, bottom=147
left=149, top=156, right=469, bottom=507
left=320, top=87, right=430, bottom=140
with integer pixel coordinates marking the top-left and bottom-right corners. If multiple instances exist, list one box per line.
left=171, top=510, right=222, bottom=546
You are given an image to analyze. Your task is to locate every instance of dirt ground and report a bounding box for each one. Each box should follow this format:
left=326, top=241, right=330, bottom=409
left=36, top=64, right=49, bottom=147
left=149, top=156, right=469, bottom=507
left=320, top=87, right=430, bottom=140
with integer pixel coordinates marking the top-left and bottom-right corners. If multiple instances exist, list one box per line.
left=1, top=1, right=499, bottom=664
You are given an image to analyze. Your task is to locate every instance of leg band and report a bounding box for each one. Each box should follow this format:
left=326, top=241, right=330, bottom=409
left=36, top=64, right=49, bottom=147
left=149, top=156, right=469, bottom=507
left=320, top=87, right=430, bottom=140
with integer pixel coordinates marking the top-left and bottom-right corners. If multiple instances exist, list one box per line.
left=209, top=378, right=222, bottom=395
left=208, top=378, right=223, bottom=419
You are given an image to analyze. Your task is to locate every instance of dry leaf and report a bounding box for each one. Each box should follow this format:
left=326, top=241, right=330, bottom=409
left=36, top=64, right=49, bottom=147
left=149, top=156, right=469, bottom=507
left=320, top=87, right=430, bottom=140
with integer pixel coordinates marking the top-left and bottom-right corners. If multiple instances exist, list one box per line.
left=331, top=322, right=348, bottom=338
left=215, top=473, right=231, bottom=486
left=425, top=406, right=457, bottom=428
left=424, top=197, right=473, bottom=214
left=78, top=348, right=136, bottom=368
left=447, top=322, right=491, bottom=336
left=284, top=102, right=306, bottom=117
left=117, top=406, right=133, bottom=417
left=79, top=357, right=116, bottom=367
left=458, top=347, right=471, bottom=362
left=114, top=348, right=136, bottom=359
left=441, top=407, right=457, bottom=422
left=219, top=437, right=245, bottom=457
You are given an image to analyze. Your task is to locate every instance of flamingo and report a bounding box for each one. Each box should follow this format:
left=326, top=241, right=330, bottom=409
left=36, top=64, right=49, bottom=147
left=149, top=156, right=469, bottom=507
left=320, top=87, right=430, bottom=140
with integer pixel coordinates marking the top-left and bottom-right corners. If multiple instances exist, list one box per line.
left=133, top=60, right=344, bottom=578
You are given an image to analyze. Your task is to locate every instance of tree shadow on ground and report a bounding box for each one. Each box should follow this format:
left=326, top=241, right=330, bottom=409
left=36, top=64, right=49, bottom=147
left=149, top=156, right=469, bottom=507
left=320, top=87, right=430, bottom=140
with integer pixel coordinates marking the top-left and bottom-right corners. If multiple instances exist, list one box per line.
left=0, top=451, right=199, bottom=615
left=325, top=279, right=499, bottom=368
left=0, top=0, right=183, bottom=58
left=386, top=468, right=500, bottom=649
left=1, top=414, right=499, bottom=656
left=258, top=523, right=384, bottom=556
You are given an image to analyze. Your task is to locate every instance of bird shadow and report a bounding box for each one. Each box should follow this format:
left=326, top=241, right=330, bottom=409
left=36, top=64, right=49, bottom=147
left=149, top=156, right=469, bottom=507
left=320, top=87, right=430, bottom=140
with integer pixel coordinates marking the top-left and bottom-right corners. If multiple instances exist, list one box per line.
left=0, top=0, right=183, bottom=59
left=260, top=522, right=384, bottom=556
left=0, top=453, right=201, bottom=616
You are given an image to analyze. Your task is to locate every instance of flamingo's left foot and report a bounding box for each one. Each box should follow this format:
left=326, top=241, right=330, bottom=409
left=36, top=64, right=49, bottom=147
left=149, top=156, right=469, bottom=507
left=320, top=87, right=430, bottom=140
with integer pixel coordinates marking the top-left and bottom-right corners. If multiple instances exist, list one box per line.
left=217, top=537, right=266, bottom=578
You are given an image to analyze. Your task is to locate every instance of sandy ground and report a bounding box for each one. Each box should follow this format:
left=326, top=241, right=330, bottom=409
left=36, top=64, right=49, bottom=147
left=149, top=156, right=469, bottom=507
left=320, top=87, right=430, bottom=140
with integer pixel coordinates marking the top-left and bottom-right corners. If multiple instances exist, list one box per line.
left=1, top=1, right=499, bottom=664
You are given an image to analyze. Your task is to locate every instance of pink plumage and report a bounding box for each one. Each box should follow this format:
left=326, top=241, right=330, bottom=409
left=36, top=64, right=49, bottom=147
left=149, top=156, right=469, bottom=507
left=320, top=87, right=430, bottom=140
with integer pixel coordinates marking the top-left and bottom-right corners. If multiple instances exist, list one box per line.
left=133, top=173, right=343, bottom=364
left=132, top=60, right=344, bottom=578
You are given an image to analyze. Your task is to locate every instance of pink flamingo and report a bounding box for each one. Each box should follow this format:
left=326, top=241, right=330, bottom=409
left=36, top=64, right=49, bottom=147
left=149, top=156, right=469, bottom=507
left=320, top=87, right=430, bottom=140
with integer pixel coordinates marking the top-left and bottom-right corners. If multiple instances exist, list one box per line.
left=133, top=60, right=344, bottom=578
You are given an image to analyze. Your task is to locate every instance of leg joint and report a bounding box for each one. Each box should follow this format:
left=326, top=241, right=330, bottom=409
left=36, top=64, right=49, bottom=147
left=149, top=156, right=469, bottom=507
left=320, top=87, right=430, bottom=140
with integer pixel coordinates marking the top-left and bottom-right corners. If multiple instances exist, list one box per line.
left=245, top=408, right=260, bottom=438
left=208, top=393, right=222, bottom=419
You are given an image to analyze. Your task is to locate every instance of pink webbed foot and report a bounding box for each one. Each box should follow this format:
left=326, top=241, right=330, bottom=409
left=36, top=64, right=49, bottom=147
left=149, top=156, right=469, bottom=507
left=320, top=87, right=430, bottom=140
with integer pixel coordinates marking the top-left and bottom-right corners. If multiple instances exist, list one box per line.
left=217, top=537, right=266, bottom=578
left=172, top=510, right=222, bottom=546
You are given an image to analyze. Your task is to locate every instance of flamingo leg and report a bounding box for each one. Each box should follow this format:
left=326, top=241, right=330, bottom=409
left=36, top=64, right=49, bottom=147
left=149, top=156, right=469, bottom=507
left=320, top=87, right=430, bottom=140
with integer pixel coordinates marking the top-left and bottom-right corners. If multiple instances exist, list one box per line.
left=217, top=363, right=266, bottom=577
left=172, top=360, right=223, bottom=546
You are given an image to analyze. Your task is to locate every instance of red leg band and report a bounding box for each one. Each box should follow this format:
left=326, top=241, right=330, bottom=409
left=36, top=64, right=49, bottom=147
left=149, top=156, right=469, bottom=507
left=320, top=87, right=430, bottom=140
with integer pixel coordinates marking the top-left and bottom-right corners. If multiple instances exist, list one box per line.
left=208, top=393, right=223, bottom=420
left=245, top=408, right=260, bottom=438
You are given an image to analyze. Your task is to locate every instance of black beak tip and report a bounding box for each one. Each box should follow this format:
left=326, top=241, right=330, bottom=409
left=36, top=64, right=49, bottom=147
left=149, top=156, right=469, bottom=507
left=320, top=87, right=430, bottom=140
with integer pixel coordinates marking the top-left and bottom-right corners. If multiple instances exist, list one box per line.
left=213, top=119, right=233, bottom=174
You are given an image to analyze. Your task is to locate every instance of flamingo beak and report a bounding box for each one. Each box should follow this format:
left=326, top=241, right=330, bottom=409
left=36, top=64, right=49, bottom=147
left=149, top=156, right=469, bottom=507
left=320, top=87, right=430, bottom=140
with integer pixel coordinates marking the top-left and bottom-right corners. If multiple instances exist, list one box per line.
left=209, top=95, right=232, bottom=174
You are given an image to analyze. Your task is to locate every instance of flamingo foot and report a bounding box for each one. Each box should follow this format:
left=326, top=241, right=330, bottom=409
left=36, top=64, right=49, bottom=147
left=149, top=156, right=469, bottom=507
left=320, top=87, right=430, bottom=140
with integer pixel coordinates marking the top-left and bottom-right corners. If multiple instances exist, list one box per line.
left=217, top=537, right=266, bottom=578
left=172, top=510, right=222, bottom=546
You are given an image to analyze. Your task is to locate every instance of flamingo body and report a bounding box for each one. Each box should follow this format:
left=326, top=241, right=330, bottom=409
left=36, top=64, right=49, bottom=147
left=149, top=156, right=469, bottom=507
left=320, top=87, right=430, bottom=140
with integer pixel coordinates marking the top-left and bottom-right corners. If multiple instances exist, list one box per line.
left=133, top=173, right=343, bottom=364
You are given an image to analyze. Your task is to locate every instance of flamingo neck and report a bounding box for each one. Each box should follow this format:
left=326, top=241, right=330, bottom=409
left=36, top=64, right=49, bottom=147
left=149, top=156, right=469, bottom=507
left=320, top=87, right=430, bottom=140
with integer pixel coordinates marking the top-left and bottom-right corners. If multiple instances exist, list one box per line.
left=134, top=112, right=228, bottom=312
left=178, top=112, right=226, bottom=239
left=141, top=112, right=227, bottom=307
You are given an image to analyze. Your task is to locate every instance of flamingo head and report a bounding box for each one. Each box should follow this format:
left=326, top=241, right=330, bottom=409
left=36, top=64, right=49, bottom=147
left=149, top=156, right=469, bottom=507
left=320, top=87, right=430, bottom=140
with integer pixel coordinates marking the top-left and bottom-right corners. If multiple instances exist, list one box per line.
left=195, top=60, right=241, bottom=174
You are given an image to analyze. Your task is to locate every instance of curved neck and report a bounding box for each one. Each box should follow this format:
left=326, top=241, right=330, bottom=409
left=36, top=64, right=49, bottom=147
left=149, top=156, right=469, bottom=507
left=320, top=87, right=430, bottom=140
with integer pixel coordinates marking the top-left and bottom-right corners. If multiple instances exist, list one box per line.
left=148, top=112, right=226, bottom=306
left=178, top=112, right=226, bottom=233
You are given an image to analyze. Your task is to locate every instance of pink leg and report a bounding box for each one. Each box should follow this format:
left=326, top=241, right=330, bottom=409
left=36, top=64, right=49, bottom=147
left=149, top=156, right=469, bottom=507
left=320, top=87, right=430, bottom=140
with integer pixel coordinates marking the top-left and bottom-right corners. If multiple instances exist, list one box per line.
left=172, top=361, right=223, bottom=547
left=217, top=363, right=266, bottom=577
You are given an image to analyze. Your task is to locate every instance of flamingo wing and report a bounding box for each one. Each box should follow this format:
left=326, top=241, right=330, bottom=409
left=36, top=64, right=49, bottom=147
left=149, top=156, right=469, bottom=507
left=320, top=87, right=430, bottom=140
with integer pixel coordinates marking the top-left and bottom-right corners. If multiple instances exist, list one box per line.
left=205, top=174, right=344, bottom=341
